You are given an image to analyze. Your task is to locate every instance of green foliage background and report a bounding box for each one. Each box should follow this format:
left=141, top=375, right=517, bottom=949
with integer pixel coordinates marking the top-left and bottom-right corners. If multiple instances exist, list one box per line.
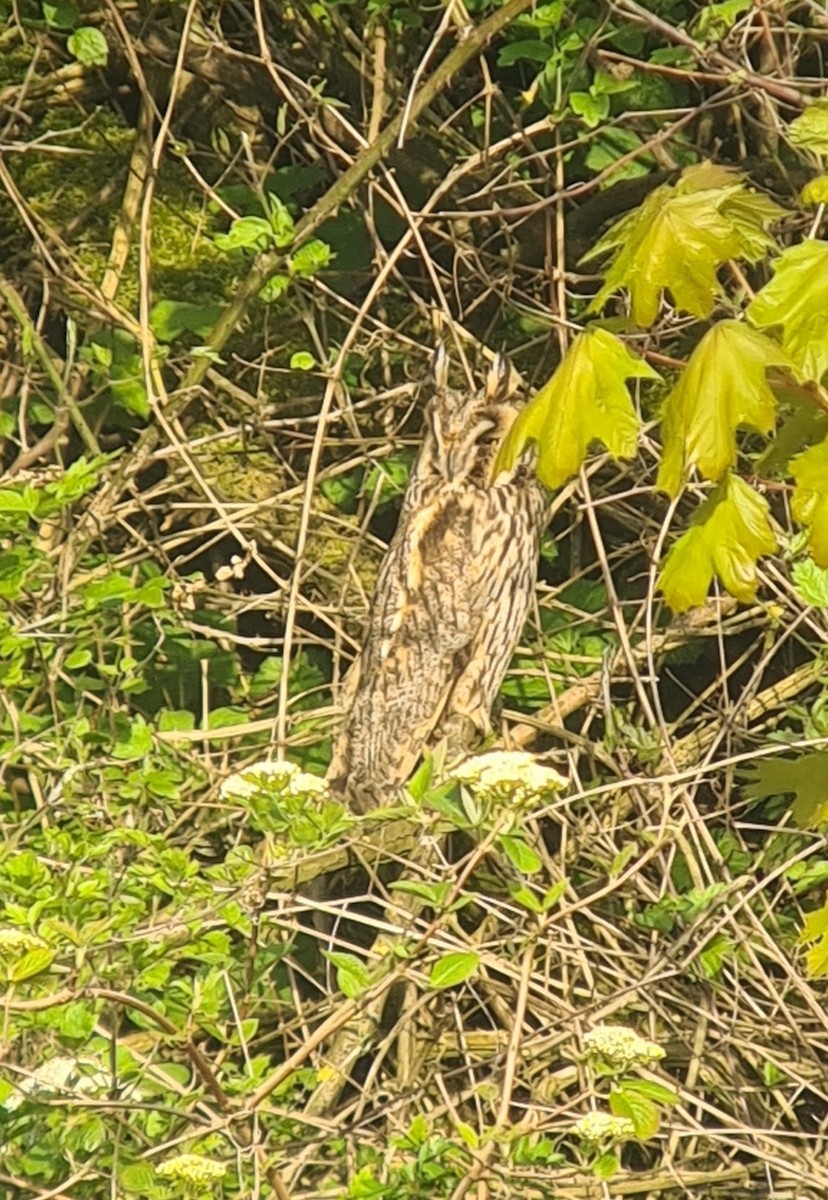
left=1, top=0, right=828, bottom=1197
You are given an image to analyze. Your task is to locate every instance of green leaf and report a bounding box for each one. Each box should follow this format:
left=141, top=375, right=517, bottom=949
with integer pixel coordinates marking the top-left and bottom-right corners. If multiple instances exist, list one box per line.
left=324, top=951, right=370, bottom=999
left=763, top=1061, right=786, bottom=1086
left=112, top=715, right=153, bottom=761
left=10, top=947, right=55, bottom=981
left=656, top=321, right=789, bottom=496
left=742, top=753, right=828, bottom=828
left=570, top=91, right=609, bottom=128
left=290, top=351, right=315, bottom=370
left=494, top=328, right=658, bottom=488
left=585, top=128, right=651, bottom=182
left=699, top=932, right=733, bottom=978
left=498, top=834, right=542, bottom=874
left=789, top=99, right=828, bottom=157
left=792, top=559, right=828, bottom=607
left=154, top=705, right=195, bottom=734
left=619, top=1078, right=679, bottom=1105
left=659, top=474, right=777, bottom=611
left=150, top=300, right=223, bottom=342
left=507, top=883, right=544, bottom=913
left=391, top=880, right=453, bottom=907
left=214, top=216, right=275, bottom=253
left=800, top=898, right=828, bottom=945
left=429, top=951, right=480, bottom=989
left=67, top=26, right=108, bottom=67
left=592, top=1152, right=620, bottom=1179
left=497, top=39, right=554, bottom=66
left=120, top=1163, right=158, bottom=1193
left=64, top=647, right=92, bottom=670
left=805, top=932, right=828, bottom=977
left=790, top=437, right=828, bottom=566
left=82, top=573, right=136, bottom=608
left=42, top=0, right=77, bottom=28
left=610, top=1085, right=660, bottom=1139
left=542, top=879, right=568, bottom=909
left=289, top=239, right=333, bottom=277
left=748, top=240, right=828, bottom=383
left=694, top=0, right=752, bottom=39
left=259, top=274, right=290, bottom=303
left=266, top=195, right=295, bottom=247
left=60, top=1000, right=95, bottom=1039
left=801, top=176, right=828, bottom=206
left=0, top=486, right=40, bottom=515
left=585, top=164, right=781, bottom=325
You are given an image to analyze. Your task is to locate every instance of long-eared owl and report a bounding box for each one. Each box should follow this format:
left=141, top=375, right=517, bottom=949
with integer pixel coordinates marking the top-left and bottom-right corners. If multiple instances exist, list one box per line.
left=327, top=349, right=546, bottom=812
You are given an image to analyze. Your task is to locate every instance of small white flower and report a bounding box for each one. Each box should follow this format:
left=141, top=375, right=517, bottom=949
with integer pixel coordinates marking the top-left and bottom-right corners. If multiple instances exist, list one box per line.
left=573, top=1111, right=636, bottom=1144
left=452, top=751, right=566, bottom=800
left=220, top=758, right=328, bottom=801
left=156, top=1153, right=227, bottom=1186
left=583, top=1025, right=665, bottom=1071
left=0, top=928, right=48, bottom=957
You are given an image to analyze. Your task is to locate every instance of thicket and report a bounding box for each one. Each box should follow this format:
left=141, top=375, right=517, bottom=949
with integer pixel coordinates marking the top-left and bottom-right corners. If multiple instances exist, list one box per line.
left=1, top=0, right=828, bottom=1197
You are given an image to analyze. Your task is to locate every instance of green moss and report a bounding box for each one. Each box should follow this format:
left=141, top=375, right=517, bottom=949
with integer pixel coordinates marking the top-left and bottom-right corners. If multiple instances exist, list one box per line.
left=192, top=430, right=382, bottom=603
left=7, top=108, right=236, bottom=312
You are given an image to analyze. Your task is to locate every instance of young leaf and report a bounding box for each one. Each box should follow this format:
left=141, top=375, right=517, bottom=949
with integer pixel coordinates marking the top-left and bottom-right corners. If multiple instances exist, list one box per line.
left=789, top=99, right=828, bottom=157
left=10, top=947, right=55, bottom=981
left=610, top=1086, right=660, bottom=1139
left=494, top=328, right=658, bottom=488
left=801, top=176, right=828, bottom=206
left=593, top=1153, right=620, bottom=1179
left=429, top=951, right=480, bottom=989
left=619, top=1078, right=679, bottom=1105
left=67, top=27, right=108, bottom=67
left=259, top=274, right=290, bottom=303
left=659, top=474, right=777, bottom=611
left=747, top=240, right=828, bottom=383
left=150, top=300, right=224, bottom=342
left=792, top=559, right=828, bottom=607
left=324, top=951, right=370, bottom=999
left=584, top=164, right=781, bottom=325
left=790, top=437, right=828, bottom=567
left=657, top=320, right=789, bottom=496
left=799, top=899, right=828, bottom=977
left=289, top=239, right=333, bottom=277
left=214, top=216, right=275, bottom=253
left=498, top=833, right=542, bottom=874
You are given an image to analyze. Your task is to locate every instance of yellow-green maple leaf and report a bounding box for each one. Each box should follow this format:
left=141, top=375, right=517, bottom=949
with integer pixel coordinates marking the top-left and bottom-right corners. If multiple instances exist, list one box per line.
left=494, top=328, right=659, bottom=489
left=790, top=436, right=828, bottom=567
left=742, top=752, right=828, bottom=828
left=801, top=175, right=828, bottom=206
left=799, top=898, right=828, bottom=978
left=789, top=98, right=828, bottom=158
left=583, top=164, right=782, bottom=326
left=747, top=240, right=828, bottom=383
left=659, top=474, right=777, bottom=611
left=657, top=320, right=791, bottom=497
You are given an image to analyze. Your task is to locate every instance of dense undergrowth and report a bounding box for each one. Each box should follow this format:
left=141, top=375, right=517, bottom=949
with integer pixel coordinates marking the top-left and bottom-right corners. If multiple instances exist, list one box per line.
left=1, top=0, right=828, bottom=1197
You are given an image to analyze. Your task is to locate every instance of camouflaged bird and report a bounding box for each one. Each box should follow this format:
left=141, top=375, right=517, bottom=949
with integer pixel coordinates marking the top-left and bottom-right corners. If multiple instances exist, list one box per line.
left=327, top=349, right=546, bottom=812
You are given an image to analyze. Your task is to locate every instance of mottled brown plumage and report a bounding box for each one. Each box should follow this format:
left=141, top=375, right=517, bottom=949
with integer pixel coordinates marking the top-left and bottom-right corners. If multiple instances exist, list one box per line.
left=328, top=350, right=546, bottom=812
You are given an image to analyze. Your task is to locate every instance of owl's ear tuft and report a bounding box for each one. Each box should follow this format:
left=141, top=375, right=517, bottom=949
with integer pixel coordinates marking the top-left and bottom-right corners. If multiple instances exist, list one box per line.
left=430, top=345, right=450, bottom=392
left=485, top=353, right=514, bottom=402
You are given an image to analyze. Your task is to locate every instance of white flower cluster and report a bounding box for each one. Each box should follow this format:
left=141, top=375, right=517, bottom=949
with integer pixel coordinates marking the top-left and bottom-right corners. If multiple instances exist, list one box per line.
left=583, top=1024, right=665, bottom=1071
left=0, top=927, right=48, bottom=957
left=572, top=1111, right=636, bottom=1144
left=452, top=751, right=566, bottom=800
left=156, top=1153, right=227, bottom=1186
left=219, top=758, right=328, bottom=801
